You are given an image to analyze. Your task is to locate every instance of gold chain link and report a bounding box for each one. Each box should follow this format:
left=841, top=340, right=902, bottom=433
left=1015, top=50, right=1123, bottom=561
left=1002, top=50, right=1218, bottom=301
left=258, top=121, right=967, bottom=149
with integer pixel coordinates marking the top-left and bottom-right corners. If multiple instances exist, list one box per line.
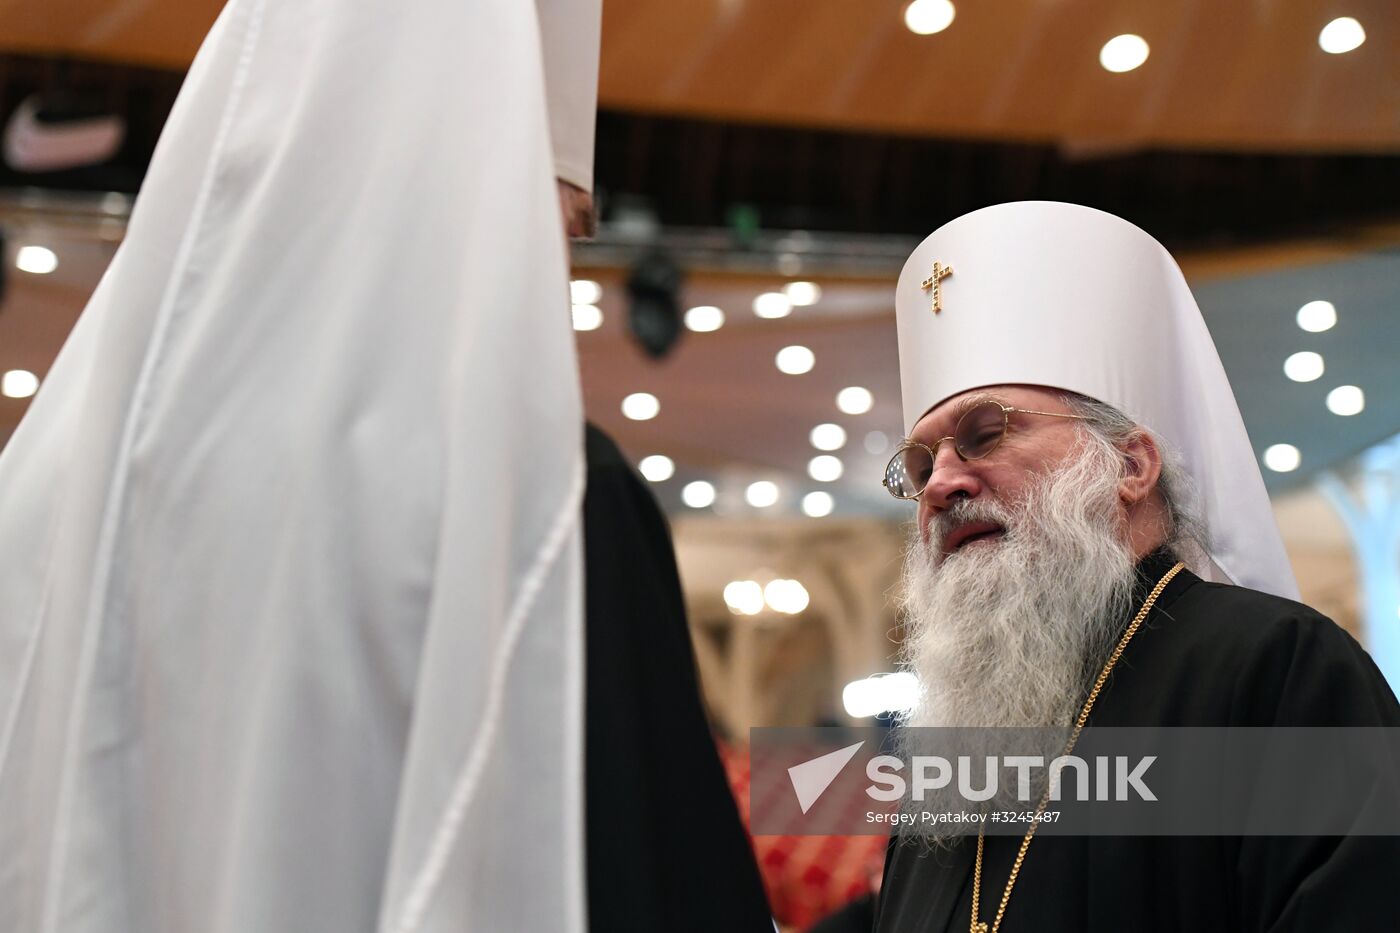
left=970, top=561, right=1185, bottom=933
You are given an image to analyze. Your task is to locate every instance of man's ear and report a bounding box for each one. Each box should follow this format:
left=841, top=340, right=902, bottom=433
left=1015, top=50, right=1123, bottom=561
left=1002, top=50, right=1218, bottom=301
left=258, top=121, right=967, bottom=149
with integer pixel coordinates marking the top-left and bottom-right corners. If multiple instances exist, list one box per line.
left=1119, top=431, right=1163, bottom=506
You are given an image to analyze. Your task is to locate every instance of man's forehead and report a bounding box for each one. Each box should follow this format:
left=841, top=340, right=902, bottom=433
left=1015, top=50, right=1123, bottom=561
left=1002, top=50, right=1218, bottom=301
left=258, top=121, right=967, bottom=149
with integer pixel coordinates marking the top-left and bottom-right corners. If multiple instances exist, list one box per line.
left=911, top=384, right=1061, bottom=436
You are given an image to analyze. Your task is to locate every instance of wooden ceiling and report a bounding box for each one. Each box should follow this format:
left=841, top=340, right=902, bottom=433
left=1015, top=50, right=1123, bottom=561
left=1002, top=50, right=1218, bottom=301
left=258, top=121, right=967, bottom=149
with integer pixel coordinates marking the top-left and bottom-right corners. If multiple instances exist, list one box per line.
left=2, top=0, right=1394, bottom=152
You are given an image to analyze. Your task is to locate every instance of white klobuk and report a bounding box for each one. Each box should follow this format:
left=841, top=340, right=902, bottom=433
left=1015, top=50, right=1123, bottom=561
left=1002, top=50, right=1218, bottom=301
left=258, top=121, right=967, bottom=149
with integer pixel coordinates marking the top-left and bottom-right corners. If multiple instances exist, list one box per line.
left=895, top=201, right=1297, bottom=600
left=0, top=1, right=600, bottom=931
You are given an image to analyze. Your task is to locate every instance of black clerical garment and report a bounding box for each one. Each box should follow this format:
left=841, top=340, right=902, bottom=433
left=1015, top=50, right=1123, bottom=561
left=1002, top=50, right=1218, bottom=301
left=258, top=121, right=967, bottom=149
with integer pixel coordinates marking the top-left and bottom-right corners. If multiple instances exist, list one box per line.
left=582, top=424, right=774, bottom=932
left=875, top=549, right=1400, bottom=933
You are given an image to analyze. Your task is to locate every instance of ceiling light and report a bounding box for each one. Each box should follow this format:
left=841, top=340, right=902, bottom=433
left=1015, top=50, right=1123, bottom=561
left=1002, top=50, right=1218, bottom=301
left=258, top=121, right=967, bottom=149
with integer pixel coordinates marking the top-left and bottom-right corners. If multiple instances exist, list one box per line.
left=864, top=430, right=890, bottom=455
left=638, top=455, right=675, bottom=482
left=764, top=579, right=810, bottom=615
left=570, top=279, right=602, bottom=304
left=1, top=370, right=38, bottom=399
left=782, top=281, right=822, bottom=306
left=1296, top=300, right=1337, bottom=333
left=843, top=672, right=920, bottom=718
left=836, top=386, right=874, bottom=415
left=775, top=345, right=816, bottom=375
left=1319, top=17, right=1365, bottom=54
left=753, top=292, right=793, bottom=319
left=1326, top=385, right=1364, bottom=416
left=1099, top=34, right=1149, bottom=73
left=571, top=303, right=602, bottom=331
left=100, top=192, right=129, bottom=215
left=903, top=0, right=955, bottom=36
left=621, top=392, right=660, bottom=421
left=1262, top=444, right=1301, bottom=473
left=802, top=491, right=834, bottom=518
left=723, top=580, right=765, bottom=616
left=842, top=677, right=878, bottom=718
left=16, top=245, right=57, bottom=275
left=810, top=423, right=847, bottom=451
left=745, top=480, right=780, bottom=508
left=1283, top=351, right=1324, bottom=383
left=684, top=305, right=725, bottom=332
left=682, top=480, right=716, bottom=508
left=808, top=455, right=844, bottom=482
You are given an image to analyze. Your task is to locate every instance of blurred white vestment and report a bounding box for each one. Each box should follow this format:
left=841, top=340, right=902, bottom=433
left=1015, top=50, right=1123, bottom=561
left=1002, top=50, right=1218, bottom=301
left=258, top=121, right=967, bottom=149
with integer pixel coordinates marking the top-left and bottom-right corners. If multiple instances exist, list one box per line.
left=0, top=0, right=590, bottom=930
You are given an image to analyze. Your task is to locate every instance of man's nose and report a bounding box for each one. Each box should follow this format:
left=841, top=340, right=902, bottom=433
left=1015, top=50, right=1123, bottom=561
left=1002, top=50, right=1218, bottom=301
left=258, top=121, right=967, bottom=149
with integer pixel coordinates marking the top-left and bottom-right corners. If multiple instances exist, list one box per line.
left=918, top=445, right=983, bottom=528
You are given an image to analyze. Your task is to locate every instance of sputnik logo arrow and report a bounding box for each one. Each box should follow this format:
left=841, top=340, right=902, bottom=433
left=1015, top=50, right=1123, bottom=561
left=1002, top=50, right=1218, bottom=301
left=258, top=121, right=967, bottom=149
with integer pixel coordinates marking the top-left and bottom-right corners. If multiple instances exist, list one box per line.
left=787, top=741, right=865, bottom=814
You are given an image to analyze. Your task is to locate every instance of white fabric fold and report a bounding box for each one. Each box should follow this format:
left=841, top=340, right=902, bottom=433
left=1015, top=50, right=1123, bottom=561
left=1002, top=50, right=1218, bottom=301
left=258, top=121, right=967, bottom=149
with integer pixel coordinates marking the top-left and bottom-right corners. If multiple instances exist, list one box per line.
left=0, top=1, right=586, bottom=930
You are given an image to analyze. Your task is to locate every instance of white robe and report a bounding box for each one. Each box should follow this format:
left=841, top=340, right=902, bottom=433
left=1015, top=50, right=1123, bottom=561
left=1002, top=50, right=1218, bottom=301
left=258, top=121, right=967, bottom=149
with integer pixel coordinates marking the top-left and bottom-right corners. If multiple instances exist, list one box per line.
left=0, top=1, right=586, bottom=930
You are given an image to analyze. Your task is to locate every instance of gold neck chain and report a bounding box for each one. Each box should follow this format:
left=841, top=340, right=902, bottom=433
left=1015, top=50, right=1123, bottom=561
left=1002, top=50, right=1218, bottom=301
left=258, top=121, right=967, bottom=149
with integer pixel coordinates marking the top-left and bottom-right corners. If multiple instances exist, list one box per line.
left=970, top=561, right=1186, bottom=933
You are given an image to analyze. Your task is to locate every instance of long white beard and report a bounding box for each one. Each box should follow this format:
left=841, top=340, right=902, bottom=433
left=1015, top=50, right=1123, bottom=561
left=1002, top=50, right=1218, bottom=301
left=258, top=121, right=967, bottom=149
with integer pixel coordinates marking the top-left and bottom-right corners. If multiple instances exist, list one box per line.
left=898, top=437, right=1140, bottom=734
left=893, top=439, right=1141, bottom=838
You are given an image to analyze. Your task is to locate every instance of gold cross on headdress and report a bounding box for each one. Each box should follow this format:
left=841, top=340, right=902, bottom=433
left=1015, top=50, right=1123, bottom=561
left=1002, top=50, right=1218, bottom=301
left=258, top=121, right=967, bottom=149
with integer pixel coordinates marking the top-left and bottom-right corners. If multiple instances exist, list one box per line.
left=920, top=260, right=953, bottom=313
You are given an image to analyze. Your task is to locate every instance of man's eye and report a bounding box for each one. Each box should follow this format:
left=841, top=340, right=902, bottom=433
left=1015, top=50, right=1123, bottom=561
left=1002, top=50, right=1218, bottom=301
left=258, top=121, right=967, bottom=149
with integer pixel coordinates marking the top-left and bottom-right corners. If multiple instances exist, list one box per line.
left=972, top=427, right=1001, bottom=444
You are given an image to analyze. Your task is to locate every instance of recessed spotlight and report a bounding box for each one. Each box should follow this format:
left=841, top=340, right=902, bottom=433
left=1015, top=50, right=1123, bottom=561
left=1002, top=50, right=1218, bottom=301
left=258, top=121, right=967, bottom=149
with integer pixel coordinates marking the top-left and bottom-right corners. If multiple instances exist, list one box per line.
left=100, top=192, right=130, bottom=215
left=16, top=245, right=57, bottom=275
left=1, top=370, right=38, bottom=399
left=621, top=392, right=660, bottom=421
left=1263, top=444, right=1301, bottom=473
left=745, top=480, right=780, bottom=508
left=571, top=303, right=603, bottom=331
left=836, top=386, right=874, bottom=415
left=808, top=455, right=844, bottom=482
left=903, top=0, right=955, bottom=36
left=843, top=672, right=920, bottom=718
left=1319, top=17, right=1365, bottom=54
left=1296, top=300, right=1337, bottom=333
left=723, top=580, right=765, bottom=616
left=1326, top=385, right=1364, bottom=416
left=864, top=430, right=890, bottom=455
left=783, top=281, right=822, bottom=306
left=810, top=423, right=847, bottom=451
left=682, top=480, right=716, bottom=508
left=802, top=491, right=834, bottom=518
left=1100, top=34, right=1149, bottom=73
left=764, top=578, right=810, bottom=614
left=775, top=345, right=815, bottom=375
left=1283, top=351, right=1324, bottom=383
left=684, top=305, right=725, bottom=332
left=570, top=279, right=602, bottom=304
left=638, top=455, right=675, bottom=482
left=753, top=292, right=793, bottom=319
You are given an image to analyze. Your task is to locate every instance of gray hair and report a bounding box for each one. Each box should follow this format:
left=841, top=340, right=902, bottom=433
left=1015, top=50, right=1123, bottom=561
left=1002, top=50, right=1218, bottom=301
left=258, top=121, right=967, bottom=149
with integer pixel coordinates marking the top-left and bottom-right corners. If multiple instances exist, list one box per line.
left=1061, top=393, right=1208, bottom=563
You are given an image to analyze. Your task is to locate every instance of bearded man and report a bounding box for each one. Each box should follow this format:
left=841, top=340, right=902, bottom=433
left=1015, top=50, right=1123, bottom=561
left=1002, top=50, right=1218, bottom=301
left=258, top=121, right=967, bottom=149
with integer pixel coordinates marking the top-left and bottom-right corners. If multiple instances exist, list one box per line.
left=873, top=202, right=1400, bottom=932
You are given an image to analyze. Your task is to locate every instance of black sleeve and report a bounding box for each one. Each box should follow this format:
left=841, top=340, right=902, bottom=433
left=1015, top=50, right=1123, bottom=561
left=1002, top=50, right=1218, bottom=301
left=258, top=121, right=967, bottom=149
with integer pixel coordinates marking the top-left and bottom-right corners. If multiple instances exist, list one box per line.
left=582, top=424, right=774, bottom=933
left=1229, top=610, right=1400, bottom=932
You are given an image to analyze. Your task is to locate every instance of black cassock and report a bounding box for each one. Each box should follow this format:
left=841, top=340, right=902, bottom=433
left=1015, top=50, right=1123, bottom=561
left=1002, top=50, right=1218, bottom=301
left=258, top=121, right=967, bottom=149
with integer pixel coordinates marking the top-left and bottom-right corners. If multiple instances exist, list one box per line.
left=582, top=425, right=774, bottom=932
left=875, top=548, right=1400, bottom=933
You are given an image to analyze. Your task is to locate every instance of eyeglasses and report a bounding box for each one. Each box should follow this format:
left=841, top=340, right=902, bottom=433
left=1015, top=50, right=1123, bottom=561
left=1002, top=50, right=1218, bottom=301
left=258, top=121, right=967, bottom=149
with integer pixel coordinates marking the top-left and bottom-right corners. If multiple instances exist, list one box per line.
left=881, top=400, right=1087, bottom=500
